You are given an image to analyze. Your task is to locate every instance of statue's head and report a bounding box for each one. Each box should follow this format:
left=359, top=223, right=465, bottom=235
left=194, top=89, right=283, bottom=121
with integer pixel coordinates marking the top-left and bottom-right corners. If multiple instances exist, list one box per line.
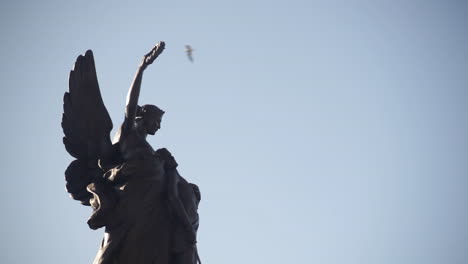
left=136, top=104, right=165, bottom=135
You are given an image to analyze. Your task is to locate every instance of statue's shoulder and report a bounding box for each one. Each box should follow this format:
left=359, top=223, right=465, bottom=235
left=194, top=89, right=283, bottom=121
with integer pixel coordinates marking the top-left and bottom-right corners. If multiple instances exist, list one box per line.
left=155, top=148, right=178, bottom=169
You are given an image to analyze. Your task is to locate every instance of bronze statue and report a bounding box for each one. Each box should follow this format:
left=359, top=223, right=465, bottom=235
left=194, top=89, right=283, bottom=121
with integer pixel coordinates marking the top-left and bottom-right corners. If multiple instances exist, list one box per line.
left=62, top=42, right=201, bottom=264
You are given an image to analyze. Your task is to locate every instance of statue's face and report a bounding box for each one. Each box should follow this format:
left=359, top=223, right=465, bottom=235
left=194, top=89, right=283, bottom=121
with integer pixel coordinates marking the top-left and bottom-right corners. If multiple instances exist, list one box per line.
left=144, top=114, right=162, bottom=135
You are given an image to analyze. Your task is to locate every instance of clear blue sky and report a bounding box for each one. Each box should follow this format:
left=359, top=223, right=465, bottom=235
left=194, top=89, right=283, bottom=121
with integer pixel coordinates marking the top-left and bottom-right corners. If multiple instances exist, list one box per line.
left=1, top=1, right=467, bottom=263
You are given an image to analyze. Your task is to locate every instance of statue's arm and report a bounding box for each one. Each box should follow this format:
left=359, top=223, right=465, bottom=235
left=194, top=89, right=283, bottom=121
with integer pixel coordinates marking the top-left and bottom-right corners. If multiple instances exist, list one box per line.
left=167, top=168, right=197, bottom=244
left=123, top=42, right=166, bottom=132
left=123, top=65, right=145, bottom=130
left=157, top=148, right=197, bottom=244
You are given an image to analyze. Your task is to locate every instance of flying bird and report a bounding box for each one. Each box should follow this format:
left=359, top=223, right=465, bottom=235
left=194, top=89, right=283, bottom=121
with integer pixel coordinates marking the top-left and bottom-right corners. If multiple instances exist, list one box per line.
left=185, top=45, right=194, bottom=62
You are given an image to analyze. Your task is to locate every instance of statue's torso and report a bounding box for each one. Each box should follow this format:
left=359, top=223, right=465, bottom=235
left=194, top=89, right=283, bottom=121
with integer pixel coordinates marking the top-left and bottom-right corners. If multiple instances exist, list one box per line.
left=119, top=130, right=155, bottom=160
left=93, top=144, right=172, bottom=264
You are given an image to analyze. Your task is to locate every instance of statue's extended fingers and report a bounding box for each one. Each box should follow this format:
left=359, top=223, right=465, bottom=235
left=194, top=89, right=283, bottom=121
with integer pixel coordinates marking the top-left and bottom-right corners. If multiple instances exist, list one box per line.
left=142, top=42, right=165, bottom=65
left=144, top=49, right=154, bottom=58
left=149, top=43, right=162, bottom=54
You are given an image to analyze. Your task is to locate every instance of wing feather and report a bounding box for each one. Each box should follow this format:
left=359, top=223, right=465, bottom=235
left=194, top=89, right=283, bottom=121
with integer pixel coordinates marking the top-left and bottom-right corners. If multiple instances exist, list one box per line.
left=62, top=50, right=115, bottom=204
left=63, top=50, right=113, bottom=160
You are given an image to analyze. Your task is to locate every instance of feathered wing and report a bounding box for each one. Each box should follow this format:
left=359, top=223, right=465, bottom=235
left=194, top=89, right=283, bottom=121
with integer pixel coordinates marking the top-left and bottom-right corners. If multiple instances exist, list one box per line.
left=62, top=50, right=114, bottom=205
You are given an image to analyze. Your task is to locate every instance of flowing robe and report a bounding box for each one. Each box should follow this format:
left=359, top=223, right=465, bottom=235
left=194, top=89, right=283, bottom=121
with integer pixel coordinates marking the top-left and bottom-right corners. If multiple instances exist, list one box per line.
left=88, top=155, right=173, bottom=264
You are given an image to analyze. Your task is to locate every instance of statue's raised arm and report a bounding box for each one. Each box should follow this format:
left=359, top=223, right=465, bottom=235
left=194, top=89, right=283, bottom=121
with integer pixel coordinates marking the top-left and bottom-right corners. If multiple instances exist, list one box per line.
left=121, top=42, right=165, bottom=136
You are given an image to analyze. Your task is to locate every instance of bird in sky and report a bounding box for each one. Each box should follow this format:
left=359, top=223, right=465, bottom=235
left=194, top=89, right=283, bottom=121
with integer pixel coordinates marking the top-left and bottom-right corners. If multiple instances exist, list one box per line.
left=185, top=45, right=194, bottom=62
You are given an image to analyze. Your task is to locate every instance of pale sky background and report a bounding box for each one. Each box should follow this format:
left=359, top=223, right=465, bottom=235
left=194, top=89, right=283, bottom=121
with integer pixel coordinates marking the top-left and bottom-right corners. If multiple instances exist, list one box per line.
left=1, top=0, right=467, bottom=263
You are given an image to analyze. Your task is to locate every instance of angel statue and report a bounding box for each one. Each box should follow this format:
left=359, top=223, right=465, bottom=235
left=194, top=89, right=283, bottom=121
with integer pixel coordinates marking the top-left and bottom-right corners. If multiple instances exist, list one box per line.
left=62, top=42, right=201, bottom=264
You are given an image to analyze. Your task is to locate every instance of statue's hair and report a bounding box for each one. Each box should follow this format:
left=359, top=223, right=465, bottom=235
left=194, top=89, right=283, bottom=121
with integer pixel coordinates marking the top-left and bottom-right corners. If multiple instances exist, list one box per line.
left=136, top=104, right=165, bottom=120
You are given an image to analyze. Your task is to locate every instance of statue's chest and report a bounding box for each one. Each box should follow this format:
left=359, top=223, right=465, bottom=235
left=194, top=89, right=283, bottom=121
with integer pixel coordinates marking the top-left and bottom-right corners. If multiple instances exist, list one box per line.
left=120, top=134, right=155, bottom=160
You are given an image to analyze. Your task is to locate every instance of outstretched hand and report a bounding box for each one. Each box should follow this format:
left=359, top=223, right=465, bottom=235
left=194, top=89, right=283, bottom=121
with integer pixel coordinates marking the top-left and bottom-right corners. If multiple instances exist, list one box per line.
left=141, top=41, right=165, bottom=69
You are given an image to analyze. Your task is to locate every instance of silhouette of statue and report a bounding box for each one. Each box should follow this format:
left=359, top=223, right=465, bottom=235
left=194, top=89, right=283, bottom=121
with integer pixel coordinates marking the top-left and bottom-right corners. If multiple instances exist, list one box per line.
left=62, top=42, right=201, bottom=264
